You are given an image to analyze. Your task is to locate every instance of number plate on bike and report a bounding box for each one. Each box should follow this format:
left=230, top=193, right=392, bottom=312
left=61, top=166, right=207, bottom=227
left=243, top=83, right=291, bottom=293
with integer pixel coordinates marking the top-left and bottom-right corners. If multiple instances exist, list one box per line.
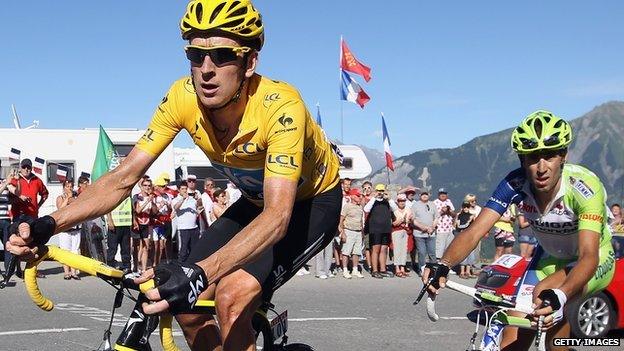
left=270, top=310, right=288, bottom=340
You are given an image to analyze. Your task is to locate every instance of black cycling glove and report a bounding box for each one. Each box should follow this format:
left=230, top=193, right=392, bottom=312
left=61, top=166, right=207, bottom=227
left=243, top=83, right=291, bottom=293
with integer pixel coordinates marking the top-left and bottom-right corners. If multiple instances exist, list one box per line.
left=425, top=262, right=450, bottom=289
left=9, top=215, right=57, bottom=246
left=153, top=260, right=209, bottom=315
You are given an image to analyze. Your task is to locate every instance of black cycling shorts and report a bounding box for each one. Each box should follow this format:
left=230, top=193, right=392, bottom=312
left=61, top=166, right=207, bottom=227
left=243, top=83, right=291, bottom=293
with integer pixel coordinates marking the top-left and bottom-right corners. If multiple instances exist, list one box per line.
left=186, top=184, right=342, bottom=300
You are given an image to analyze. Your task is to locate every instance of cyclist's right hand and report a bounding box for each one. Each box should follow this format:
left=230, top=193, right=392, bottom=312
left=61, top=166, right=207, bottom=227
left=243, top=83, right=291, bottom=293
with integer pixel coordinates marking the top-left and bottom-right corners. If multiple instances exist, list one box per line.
left=5, top=215, right=56, bottom=261
left=422, top=262, right=450, bottom=296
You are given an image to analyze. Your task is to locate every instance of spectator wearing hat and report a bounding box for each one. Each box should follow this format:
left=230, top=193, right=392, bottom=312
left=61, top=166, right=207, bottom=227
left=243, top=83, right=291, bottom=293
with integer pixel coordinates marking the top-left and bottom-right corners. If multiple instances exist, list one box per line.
left=8, top=159, right=49, bottom=278
left=455, top=201, right=477, bottom=278
left=411, top=191, right=438, bottom=275
left=151, top=177, right=173, bottom=266
left=363, top=183, right=397, bottom=278
left=392, top=194, right=413, bottom=277
left=339, top=188, right=365, bottom=279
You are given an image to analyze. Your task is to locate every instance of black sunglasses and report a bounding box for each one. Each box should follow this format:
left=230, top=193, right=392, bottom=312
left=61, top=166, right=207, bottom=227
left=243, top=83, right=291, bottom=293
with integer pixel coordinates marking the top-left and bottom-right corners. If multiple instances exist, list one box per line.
left=185, top=45, right=251, bottom=66
left=520, top=135, right=561, bottom=150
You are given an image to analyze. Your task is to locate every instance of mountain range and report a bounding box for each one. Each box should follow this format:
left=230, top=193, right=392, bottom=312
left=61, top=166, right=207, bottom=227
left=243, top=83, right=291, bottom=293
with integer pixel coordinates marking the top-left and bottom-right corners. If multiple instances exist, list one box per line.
left=364, top=101, right=624, bottom=205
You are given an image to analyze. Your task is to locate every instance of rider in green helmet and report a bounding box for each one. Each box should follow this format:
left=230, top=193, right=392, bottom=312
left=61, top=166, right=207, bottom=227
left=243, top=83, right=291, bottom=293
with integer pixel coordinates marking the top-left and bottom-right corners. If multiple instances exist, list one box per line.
left=425, top=110, right=615, bottom=350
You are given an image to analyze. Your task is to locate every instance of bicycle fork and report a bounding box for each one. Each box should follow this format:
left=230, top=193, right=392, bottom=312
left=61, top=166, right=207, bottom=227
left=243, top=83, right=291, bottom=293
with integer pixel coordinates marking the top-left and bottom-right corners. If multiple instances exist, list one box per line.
left=103, top=294, right=158, bottom=351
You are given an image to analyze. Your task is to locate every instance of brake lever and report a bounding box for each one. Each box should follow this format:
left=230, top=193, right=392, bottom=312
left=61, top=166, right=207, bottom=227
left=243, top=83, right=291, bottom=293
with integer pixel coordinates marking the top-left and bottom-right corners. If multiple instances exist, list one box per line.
left=413, top=277, right=434, bottom=305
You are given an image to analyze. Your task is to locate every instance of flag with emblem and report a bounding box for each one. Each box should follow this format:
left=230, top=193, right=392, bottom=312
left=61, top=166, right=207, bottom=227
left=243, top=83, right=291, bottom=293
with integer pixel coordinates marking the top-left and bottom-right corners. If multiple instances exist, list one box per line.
left=9, top=148, right=20, bottom=161
left=340, top=38, right=371, bottom=82
left=56, top=164, right=68, bottom=182
left=340, top=70, right=370, bottom=108
left=33, top=157, right=45, bottom=175
left=316, top=103, right=323, bottom=127
left=382, top=114, right=394, bottom=171
left=92, top=125, right=119, bottom=182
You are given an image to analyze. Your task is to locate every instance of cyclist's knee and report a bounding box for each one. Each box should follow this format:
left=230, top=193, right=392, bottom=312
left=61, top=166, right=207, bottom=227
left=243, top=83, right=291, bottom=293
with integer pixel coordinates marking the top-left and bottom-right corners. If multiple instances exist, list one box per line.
left=215, top=275, right=261, bottom=327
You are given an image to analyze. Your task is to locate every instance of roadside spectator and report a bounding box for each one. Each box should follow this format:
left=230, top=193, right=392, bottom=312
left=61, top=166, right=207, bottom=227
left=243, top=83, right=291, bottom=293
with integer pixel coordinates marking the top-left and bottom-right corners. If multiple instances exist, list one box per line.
left=56, top=179, right=81, bottom=280
left=412, top=191, right=438, bottom=276
left=334, top=178, right=353, bottom=273
left=516, top=207, right=537, bottom=259
left=1, top=163, right=15, bottom=277
left=79, top=176, right=106, bottom=262
left=173, top=180, right=201, bottom=262
left=186, top=174, right=199, bottom=194
left=398, top=186, right=418, bottom=208
left=433, top=188, right=455, bottom=213
left=133, top=178, right=154, bottom=272
left=610, top=204, right=624, bottom=234
left=152, top=177, right=173, bottom=266
left=392, top=194, right=413, bottom=278
left=9, top=159, right=48, bottom=278
left=360, top=180, right=373, bottom=271
left=465, top=193, right=483, bottom=268
left=455, top=202, right=476, bottom=278
left=199, top=177, right=215, bottom=236
left=435, top=205, right=455, bottom=260
left=364, top=183, right=396, bottom=278
left=339, top=188, right=365, bottom=279
left=493, top=204, right=517, bottom=260
left=210, top=188, right=228, bottom=222
left=106, top=195, right=133, bottom=271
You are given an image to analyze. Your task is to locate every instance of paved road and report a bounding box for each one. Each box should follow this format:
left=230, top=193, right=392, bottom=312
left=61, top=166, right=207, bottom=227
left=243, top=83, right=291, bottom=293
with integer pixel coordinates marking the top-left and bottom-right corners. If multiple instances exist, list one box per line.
left=0, top=263, right=621, bottom=350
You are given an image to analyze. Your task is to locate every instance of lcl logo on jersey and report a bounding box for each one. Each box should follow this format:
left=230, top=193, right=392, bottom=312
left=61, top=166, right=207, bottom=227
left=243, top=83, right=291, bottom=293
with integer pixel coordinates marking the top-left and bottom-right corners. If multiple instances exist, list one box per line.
left=268, top=154, right=299, bottom=168
left=234, top=142, right=266, bottom=155
left=263, top=92, right=281, bottom=108
left=141, top=128, right=155, bottom=143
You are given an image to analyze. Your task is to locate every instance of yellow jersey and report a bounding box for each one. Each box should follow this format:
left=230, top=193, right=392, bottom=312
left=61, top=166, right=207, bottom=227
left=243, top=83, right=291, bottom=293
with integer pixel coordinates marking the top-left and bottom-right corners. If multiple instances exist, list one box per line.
left=136, top=74, right=340, bottom=204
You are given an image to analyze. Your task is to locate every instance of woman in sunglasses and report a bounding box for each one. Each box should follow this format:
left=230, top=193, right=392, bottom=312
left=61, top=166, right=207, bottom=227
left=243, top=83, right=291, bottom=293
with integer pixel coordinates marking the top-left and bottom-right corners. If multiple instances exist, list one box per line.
left=6, top=1, right=342, bottom=350
left=424, top=110, right=615, bottom=350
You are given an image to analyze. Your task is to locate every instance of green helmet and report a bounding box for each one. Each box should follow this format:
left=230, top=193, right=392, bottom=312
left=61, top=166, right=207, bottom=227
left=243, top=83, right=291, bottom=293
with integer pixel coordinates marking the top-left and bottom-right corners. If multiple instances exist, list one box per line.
left=510, top=110, right=573, bottom=154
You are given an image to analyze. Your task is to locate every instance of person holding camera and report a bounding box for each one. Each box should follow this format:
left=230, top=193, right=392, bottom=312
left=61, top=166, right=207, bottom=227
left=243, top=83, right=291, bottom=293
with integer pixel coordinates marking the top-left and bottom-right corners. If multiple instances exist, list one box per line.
left=173, top=180, right=202, bottom=262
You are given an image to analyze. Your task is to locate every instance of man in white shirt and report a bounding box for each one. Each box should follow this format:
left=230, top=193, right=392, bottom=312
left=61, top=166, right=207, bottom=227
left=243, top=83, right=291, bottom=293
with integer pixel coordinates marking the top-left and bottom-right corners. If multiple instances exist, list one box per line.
left=173, top=180, right=202, bottom=262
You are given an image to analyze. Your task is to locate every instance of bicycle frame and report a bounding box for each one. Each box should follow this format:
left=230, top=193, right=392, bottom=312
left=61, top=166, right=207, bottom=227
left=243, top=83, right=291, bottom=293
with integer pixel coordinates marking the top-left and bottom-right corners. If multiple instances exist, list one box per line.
left=23, top=245, right=289, bottom=351
left=425, top=280, right=546, bottom=351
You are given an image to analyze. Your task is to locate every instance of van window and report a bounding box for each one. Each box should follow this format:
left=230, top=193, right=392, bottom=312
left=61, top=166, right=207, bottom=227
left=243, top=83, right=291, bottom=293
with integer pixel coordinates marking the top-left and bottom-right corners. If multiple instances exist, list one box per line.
left=340, top=157, right=353, bottom=170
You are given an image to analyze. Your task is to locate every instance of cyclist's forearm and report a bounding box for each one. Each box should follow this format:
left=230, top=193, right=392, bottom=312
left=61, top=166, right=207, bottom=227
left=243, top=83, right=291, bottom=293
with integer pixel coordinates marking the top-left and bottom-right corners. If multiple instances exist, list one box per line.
left=197, top=207, right=290, bottom=283
left=52, top=168, right=137, bottom=233
left=558, top=256, right=597, bottom=299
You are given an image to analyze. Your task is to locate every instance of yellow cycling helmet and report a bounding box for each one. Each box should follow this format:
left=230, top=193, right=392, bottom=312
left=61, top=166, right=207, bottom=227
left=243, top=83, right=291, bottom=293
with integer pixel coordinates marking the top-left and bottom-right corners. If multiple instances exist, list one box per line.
left=510, top=110, right=573, bottom=154
left=180, top=0, right=264, bottom=50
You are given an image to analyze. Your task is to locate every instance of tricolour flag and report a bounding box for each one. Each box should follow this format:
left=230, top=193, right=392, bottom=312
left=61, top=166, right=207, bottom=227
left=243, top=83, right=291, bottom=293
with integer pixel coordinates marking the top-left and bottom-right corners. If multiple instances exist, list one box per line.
left=56, top=164, right=68, bottom=182
left=340, top=70, right=370, bottom=109
left=80, top=172, right=91, bottom=180
left=33, top=157, right=45, bottom=175
left=382, top=114, right=394, bottom=171
left=9, top=148, right=21, bottom=161
left=340, top=38, right=371, bottom=82
left=92, top=126, right=119, bottom=182
left=316, top=103, right=323, bottom=127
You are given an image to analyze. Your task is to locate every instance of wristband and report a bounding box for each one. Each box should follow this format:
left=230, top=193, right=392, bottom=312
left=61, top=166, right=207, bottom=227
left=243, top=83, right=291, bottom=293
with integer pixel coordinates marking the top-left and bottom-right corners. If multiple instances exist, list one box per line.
left=537, top=288, right=567, bottom=324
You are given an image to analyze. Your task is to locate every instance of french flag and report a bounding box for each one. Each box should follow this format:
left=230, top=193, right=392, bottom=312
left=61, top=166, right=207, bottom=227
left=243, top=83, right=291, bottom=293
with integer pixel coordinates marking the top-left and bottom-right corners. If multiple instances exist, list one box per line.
left=33, top=157, right=45, bottom=175
left=340, top=70, right=370, bottom=109
left=56, top=164, right=68, bottom=182
left=9, top=148, right=20, bottom=161
left=382, top=114, right=394, bottom=171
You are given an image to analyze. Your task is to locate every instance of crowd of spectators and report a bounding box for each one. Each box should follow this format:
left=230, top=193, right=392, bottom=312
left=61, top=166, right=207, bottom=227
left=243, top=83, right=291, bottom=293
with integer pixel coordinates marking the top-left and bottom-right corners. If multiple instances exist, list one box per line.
left=2, top=163, right=624, bottom=283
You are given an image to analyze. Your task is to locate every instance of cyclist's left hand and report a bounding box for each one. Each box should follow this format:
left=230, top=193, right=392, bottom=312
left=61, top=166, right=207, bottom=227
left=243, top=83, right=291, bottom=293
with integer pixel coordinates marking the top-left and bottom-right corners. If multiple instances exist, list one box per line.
left=136, top=261, right=208, bottom=315
left=531, top=289, right=567, bottom=330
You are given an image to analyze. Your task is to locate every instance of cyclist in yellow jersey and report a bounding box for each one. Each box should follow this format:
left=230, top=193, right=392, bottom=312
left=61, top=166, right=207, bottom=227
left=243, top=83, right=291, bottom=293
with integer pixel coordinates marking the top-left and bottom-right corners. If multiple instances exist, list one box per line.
left=6, top=1, right=342, bottom=350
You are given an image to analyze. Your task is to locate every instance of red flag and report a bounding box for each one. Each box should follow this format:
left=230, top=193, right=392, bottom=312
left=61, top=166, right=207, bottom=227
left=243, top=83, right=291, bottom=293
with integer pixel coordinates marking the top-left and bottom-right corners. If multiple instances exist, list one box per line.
left=340, top=39, right=371, bottom=82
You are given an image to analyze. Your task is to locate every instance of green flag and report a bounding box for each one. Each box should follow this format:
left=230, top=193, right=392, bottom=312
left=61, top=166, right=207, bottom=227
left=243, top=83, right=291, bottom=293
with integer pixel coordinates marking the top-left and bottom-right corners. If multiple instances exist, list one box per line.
left=91, top=126, right=118, bottom=181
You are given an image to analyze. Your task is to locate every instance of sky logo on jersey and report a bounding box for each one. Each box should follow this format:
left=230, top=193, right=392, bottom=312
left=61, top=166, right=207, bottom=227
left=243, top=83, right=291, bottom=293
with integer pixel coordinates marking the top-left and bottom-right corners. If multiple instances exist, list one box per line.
left=569, top=176, right=595, bottom=199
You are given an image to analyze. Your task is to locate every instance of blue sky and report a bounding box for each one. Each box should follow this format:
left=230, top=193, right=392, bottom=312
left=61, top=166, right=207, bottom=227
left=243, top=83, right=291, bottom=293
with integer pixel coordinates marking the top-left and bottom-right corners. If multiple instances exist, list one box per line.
left=1, top=1, right=623, bottom=157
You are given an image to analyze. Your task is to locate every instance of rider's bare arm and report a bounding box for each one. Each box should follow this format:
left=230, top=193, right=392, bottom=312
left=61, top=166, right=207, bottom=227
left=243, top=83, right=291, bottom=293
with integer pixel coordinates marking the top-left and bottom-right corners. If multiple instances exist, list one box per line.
left=53, top=148, right=155, bottom=232
left=195, top=176, right=297, bottom=283
left=556, top=229, right=600, bottom=298
left=439, top=208, right=501, bottom=266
